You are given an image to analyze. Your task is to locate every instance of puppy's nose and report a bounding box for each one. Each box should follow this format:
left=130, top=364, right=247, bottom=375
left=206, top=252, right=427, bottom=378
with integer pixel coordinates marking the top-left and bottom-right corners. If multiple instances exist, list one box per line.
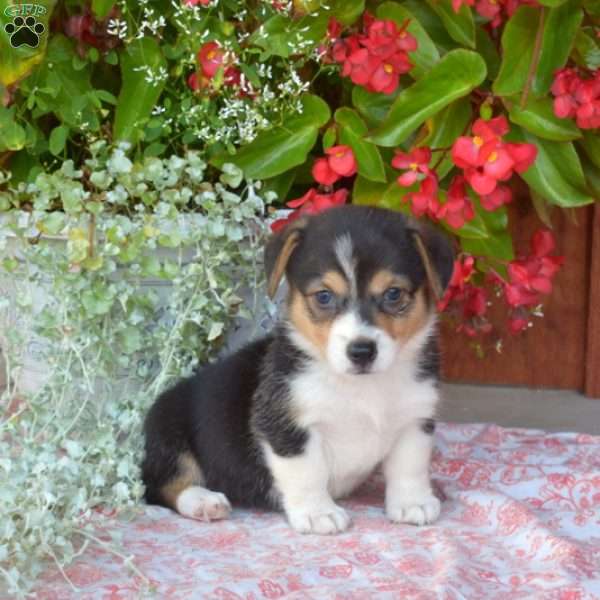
left=347, top=339, right=377, bottom=367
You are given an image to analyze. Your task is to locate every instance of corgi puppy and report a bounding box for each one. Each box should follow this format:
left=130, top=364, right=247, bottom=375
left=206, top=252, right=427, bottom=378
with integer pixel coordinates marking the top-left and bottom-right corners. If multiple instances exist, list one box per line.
left=142, top=205, right=454, bottom=534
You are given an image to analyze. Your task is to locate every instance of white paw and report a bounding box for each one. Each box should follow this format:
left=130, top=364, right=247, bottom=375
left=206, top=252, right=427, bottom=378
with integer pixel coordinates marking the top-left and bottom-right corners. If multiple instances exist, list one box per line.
left=287, top=503, right=351, bottom=535
left=387, top=493, right=441, bottom=526
left=176, top=486, right=231, bottom=521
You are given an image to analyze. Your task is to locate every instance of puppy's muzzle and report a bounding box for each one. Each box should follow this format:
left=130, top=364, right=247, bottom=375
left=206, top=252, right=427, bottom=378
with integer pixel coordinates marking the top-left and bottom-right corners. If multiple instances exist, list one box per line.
left=346, top=338, right=377, bottom=371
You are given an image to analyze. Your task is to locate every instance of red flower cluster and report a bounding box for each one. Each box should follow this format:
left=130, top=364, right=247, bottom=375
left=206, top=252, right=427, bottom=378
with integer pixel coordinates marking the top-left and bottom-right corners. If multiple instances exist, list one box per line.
left=184, top=0, right=211, bottom=6
left=551, top=68, right=600, bottom=130
left=452, top=0, right=538, bottom=28
left=332, top=17, right=417, bottom=95
left=270, top=146, right=356, bottom=232
left=438, top=256, right=491, bottom=337
left=270, top=189, right=348, bottom=232
left=64, top=7, right=120, bottom=54
left=451, top=116, right=537, bottom=197
left=188, top=41, right=241, bottom=92
left=312, top=145, right=357, bottom=186
left=438, top=176, right=476, bottom=229
left=494, top=230, right=564, bottom=334
left=503, top=230, right=564, bottom=307
left=392, top=149, right=475, bottom=229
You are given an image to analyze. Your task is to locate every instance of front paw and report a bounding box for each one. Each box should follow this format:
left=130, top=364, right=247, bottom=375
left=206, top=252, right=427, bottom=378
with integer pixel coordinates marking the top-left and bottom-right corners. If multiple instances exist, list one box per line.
left=387, top=493, right=441, bottom=526
left=287, top=502, right=351, bottom=535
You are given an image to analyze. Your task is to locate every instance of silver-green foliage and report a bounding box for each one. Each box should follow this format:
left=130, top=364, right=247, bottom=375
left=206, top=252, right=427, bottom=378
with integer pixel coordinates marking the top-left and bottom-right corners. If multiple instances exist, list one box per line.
left=0, top=147, right=272, bottom=596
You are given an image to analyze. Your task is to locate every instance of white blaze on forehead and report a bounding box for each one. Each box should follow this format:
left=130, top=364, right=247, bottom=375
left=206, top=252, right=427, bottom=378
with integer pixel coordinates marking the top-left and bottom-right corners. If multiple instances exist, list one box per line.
left=334, top=234, right=356, bottom=297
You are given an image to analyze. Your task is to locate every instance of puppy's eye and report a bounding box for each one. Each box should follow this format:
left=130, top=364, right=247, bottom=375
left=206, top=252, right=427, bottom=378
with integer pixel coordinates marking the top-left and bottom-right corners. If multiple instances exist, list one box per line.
left=315, top=290, right=334, bottom=306
left=383, top=287, right=403, bottom=303
left=381, top=287, right=411, bottom=313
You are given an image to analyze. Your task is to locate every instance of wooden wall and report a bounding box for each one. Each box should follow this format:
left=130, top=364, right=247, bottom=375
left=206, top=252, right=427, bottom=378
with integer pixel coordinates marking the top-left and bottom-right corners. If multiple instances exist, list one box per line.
left=440, top=197, right=599, bottom=398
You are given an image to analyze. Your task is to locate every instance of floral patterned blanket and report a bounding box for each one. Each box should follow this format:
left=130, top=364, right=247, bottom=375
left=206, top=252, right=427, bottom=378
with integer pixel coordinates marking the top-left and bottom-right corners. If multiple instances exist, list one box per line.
left=37, top=423, right=600, bottom=599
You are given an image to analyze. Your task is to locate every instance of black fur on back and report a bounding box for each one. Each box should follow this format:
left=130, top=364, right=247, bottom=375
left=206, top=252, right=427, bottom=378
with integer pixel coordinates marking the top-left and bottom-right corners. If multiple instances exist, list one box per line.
left=142, top=330, right=310, bottom=510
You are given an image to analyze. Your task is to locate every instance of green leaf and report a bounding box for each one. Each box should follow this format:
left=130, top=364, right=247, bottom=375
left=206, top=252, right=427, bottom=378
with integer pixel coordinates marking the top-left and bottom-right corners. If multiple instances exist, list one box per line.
left=403, top=0, right=457, bottom=51
left=118, top=326, right=142, bottom=354
left=353, top=175, right=389, bottom=205
left=376, top=3, right=440, bottom=79
left=572, top=29, right=600, bottom=70
left=370, top=49, right=486, bottom=147
left=509, top=97, right=581, bottom=141
left=536, top=0, right=569, bottom=5
left=91, top=0, right=114, bottom=18
left=250, top=13, right=327, bottom=59
left=327, top=0, right=365, bottom=25
left=96, top=89, right=118, bottom=105
left=579, top=130, right=600, bottom=170
left=493, top=6, right=539, bottom=96
left=461, top=230, right=514, bottom=261
left=113, top=38, right=167, bottom=142
left=508, top=125, right=594, bottom=207
left=425, top=0, right=475, bottom=48
left=584, top=0, right=600, bottom=16
left=533, top=0, right=582, bottom=96
left=0, top=106, right=26, bottom=151
left=262, top=168, right=298, bottom=203
left=322, top=125, right=337, bottom=149
left=475, top=27, right=500, bottom=81
left=49, top=125, right=69, bottom=156
left=335, top=108, right=386, bottom=183
left=420, top=97, right=471, bottom=178
left=352, top=86, right=399, bottom=127
left=220, top=95, right=330, bottom=179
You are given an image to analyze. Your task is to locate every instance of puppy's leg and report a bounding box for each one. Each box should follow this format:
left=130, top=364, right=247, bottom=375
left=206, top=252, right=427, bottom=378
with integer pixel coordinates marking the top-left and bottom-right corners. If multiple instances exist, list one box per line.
left=383, top=421, right=440, bottom=526
left=263, top=433, right=350, bottom=535
left=160, top=452, right=231, bottom=522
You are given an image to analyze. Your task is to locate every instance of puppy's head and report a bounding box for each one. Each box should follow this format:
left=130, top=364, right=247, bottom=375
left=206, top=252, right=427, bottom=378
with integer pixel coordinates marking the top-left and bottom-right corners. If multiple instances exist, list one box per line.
left=265, top=206, right=454, bottom=375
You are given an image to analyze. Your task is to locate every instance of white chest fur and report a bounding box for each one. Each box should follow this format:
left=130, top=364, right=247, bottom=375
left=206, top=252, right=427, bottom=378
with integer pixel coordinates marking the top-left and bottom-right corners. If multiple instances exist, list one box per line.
left=290, top=356, right=439, bottom=499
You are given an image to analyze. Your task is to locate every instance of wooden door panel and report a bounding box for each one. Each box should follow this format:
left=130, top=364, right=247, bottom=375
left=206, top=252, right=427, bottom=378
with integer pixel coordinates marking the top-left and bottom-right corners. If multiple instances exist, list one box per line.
left=440, top=199, right=593, bottom=392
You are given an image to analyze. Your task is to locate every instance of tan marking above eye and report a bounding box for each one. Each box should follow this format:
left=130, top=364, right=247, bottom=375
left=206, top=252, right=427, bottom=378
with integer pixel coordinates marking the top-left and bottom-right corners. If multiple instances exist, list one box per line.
left=373, top=288, right=432, bottom=342
left=305, top=270, right=349, bottom=297
left=368, top=269, right=412, bottom=297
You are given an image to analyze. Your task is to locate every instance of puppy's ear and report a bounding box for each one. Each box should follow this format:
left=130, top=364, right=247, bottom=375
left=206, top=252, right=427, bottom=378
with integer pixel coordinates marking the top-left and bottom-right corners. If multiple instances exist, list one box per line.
left=410, top=222, right=455, bottom=301
left=264, top=218, right=308, bottom=299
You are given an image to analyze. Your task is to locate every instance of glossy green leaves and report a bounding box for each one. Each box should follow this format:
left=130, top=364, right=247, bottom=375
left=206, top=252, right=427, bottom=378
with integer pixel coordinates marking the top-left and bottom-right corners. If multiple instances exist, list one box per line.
left=222, top=95, right=330, bottom=179
left=370, top=50, right=486, bottom=146
left=113, top=38, right=167, bottom=142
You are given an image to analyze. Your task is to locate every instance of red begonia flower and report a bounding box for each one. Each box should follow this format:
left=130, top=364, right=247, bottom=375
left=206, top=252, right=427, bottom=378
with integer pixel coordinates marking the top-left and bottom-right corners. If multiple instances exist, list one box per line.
left=392, top=147, right=431, bottom=186
left=325, top=145, right=357, bottom=177
left=531, top=229, right=555, bottom=257
left=472, top=115, right=510, bottom=139
left=327, top=17, right=343, bottom=40
left=405, top=176, right=440, bottom=220
left=188, top=72, right=200, bottom=91
left=185, top=0, right=210, bottom=5
left=369, top=52, right=411, bottom=94
left=312, top=158, right=339, bottom=186
left=505, top=142, right=537, bottom=173
left=342, top=48, right=379, bottom=86
left=198, top=41, right=224, bottom=77
left=438, top=175, right=475, bottom=229
left=437, top=255, right=476, bottom=313
left=508, top=315, right=529, bottom=335
left=480, top=184, right=512, bottom=211
left=287, top=188, right=316, bottom=209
